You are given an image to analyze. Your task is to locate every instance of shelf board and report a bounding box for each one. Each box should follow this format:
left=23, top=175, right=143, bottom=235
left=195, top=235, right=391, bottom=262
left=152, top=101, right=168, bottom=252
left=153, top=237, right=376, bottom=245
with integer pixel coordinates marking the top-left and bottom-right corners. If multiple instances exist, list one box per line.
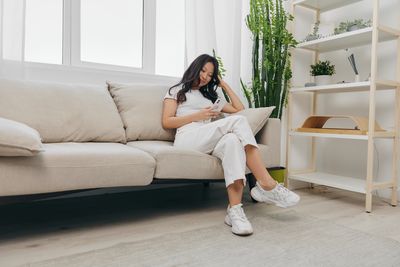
left=290, top=130, right=368, bottom=140
left=288, top=171, right=366, bottom=193
left=296, top=26, right=399, bottom=53
left=293, top=0, right=362, bottom=12
left=289, top=130, right=395, bottom=140
left=290, top=80, right=399, bottom=94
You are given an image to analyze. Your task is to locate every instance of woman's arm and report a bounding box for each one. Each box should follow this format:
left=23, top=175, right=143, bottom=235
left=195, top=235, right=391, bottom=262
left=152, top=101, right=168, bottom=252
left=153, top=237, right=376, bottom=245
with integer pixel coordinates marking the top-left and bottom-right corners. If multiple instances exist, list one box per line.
left=162, top=99, right=220, bottom=129
left=219, top=79, right=245, bottom=114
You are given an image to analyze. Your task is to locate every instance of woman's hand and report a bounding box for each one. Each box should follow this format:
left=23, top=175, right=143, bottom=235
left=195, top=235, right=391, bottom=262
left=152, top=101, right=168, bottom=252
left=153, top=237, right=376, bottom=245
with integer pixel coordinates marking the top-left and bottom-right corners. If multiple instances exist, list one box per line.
left=217, top=76, right=228, bottom=89
left=215, top=77, right=245, bottom=113
left=192, top=107, right=220, bottom=121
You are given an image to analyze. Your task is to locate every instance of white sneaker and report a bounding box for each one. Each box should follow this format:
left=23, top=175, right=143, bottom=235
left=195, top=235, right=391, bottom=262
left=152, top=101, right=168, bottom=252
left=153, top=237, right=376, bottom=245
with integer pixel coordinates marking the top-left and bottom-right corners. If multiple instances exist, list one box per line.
left=224, top=203, right=253, bottom=236
left=251, top=182, right=300, bottom=208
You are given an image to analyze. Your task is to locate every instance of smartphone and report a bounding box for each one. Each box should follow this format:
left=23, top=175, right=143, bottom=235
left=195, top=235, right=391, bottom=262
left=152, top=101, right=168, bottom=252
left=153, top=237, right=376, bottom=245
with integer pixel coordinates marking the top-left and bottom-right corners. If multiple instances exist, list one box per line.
left=211, top=98, right=224, bottom=112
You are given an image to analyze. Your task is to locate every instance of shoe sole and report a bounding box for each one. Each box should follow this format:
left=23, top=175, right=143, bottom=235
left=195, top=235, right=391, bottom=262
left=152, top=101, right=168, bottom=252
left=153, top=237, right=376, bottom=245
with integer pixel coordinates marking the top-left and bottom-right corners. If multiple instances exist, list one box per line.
left=250, top=188, right=299, bottom=208
left=224, top=216, right=253, bottom=236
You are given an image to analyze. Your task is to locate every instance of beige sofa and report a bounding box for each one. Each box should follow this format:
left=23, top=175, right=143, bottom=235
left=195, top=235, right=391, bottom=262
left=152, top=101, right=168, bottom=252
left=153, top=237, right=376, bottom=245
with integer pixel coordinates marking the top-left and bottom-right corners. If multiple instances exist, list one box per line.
left=0, top=79, right=281, bottom=197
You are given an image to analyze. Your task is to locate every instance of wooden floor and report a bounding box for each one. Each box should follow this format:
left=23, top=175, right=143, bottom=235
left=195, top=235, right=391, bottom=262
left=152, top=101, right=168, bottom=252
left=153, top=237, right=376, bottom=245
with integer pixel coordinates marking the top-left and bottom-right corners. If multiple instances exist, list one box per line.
left=0, top=183, right=399, bottom=267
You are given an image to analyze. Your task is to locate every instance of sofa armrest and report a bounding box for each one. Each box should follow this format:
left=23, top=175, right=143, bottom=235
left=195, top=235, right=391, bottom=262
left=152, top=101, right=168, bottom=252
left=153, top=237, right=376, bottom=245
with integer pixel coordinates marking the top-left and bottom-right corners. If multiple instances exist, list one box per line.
left=255, top=118, right=281, bottom=165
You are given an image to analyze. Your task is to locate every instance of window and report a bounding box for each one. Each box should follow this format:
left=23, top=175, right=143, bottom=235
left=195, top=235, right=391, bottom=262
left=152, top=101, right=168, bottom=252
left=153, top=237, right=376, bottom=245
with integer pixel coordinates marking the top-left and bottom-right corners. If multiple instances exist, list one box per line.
left=80, top=0, right=143, bottom=68
left=21, top=0, right=185, bottom=77
left=155, top=0, right=185, bottom=77
left=24, top=0, right=63, bottom=64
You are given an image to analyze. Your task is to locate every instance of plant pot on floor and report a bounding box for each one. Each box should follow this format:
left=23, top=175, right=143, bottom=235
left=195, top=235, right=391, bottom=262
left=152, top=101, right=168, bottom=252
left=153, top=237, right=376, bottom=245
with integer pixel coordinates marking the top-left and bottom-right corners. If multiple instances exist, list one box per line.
left=314, top=75, right=332, bottom=85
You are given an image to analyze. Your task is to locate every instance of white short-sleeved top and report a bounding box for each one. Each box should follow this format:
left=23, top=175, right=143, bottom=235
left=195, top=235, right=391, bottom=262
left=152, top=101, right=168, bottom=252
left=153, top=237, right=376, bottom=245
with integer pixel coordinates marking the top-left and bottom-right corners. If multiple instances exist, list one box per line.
left=164, top=86, right=227, bottom=132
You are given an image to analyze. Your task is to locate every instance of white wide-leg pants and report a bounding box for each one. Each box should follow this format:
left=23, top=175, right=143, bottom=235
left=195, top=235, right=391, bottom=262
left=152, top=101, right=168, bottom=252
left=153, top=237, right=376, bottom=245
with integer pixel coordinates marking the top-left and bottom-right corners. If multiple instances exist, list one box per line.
left=174, top=115, right=258, bottom=187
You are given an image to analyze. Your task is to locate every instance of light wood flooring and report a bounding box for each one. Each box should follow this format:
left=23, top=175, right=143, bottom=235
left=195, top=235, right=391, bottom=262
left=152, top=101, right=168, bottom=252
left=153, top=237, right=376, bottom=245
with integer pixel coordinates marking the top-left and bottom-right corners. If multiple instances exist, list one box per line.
left=0, top=183, right=399, bottom=266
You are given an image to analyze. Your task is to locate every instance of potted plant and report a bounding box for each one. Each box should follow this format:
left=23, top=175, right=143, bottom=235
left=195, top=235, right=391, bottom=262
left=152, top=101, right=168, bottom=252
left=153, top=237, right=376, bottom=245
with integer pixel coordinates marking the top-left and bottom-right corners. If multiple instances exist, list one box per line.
left=241, top=0, right=297, bottom=119
left=304, top=21, right=321, bottom=42
left=334, top=19, right=372, bottom=35
left=310, top=60, right=335, bottom=85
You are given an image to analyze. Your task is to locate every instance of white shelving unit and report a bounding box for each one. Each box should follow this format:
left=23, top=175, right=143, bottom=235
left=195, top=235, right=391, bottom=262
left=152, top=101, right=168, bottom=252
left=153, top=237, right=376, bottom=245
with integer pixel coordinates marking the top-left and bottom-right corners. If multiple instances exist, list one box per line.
left=286, top=0, right=400, bottom=212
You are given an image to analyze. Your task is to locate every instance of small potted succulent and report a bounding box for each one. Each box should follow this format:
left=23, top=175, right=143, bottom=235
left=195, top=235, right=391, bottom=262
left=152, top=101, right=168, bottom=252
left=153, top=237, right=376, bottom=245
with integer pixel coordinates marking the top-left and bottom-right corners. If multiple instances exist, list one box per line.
left=310, top=60, right=335, bottom=85
left=334, top=19, right=372, bottom=35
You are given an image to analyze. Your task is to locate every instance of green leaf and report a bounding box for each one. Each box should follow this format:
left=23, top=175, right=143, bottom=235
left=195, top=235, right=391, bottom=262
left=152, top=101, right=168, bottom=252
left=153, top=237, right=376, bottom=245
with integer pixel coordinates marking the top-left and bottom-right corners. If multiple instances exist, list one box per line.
left=244, top=0, right=295, bottom=119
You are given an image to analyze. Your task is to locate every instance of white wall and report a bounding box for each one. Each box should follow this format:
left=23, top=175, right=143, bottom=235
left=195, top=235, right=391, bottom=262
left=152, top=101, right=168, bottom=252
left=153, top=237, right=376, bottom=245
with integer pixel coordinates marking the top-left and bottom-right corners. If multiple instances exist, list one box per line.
left=289, top=0, right=400, bottom=199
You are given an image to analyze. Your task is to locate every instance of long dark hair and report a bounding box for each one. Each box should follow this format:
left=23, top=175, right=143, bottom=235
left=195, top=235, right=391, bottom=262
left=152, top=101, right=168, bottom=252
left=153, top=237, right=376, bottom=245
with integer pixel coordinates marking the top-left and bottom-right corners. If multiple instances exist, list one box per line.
left=168, top=54, right=220, bottom=104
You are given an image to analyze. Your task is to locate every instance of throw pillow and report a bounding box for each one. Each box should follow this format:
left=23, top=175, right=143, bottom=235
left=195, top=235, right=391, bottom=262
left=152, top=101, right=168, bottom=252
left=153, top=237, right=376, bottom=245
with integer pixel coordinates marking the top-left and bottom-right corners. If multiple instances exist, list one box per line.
left=107, top=81, right=176, bottom=141
left=236, top=107, right=275, bottom=135
left=0, top=117, right=44, bottom=156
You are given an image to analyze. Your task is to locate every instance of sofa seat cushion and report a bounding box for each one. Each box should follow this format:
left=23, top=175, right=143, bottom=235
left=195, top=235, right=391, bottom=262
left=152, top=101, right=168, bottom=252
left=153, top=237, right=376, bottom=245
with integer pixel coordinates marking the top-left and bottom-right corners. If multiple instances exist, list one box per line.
left=0, top=79, right=126, bottom=143
left=128, top=141, right=275, bottom=180
left=0, top=143, right=155, bottom=196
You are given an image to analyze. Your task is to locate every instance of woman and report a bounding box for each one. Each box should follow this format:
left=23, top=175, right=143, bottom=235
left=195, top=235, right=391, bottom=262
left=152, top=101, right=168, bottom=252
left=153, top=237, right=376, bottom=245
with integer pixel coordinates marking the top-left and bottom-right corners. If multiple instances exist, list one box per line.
left=162, top=54, right=299, bottom=236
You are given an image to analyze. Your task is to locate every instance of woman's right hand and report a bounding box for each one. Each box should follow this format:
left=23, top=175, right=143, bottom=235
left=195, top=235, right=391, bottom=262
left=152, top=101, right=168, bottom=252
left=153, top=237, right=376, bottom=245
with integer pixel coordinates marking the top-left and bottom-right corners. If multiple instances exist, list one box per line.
left=192, top=107, right=220, bottom=121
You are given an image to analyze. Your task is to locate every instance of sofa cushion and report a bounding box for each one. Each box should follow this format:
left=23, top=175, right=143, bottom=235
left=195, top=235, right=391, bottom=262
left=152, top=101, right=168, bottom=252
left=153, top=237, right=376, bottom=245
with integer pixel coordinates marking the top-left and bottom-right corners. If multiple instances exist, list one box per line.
left=0, top=117, right=44, bottom=156
left=107, top=81, right=176, bottom=141
left=0, top=79, right=126, bottom=143
left=128, top=140, right=224, bottom=179
left=0, top=143, right=155, bottom=196
left=128, top=140, right=275, bottom=180
left=235, top=107, right=275, bottom=135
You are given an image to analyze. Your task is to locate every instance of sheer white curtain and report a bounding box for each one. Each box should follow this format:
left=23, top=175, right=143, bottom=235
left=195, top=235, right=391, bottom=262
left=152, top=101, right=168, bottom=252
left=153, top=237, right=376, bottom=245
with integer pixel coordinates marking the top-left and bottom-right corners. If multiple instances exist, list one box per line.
left=185, top=0, right=245, bottom=102
left=0, top=0, right=26, bottom=79
left=185, top=0, right=217, bottom=64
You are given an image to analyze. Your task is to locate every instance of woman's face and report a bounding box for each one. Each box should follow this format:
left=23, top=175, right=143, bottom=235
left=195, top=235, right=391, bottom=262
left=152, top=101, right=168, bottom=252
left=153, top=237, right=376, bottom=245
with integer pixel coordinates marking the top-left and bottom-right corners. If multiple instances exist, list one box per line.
left=195, top=62, right=214, bottom=88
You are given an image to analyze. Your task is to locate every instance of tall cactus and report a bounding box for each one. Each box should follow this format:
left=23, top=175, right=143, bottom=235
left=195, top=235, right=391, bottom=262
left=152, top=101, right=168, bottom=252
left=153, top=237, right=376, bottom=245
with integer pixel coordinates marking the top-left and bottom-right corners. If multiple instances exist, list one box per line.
left=243, top=0, right=297, bottom=119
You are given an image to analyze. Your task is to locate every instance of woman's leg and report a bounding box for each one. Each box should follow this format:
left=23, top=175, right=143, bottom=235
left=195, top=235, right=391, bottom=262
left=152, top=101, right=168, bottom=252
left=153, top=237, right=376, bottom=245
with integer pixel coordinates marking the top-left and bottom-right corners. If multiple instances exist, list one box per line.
left=212, top=133, right=247, bottom=207
left=245, top=144, right=300, bottom=207
left=175, top=116, right=277, bottom=191
left=175, top=115, right=298, bottom=208
left=213, top=133, right=253, bottom=235
left=245, top=145, right=277, bottom=190
left=226, top=179, right=244, bottom=206
left=174, top=115, right=258, bottom=154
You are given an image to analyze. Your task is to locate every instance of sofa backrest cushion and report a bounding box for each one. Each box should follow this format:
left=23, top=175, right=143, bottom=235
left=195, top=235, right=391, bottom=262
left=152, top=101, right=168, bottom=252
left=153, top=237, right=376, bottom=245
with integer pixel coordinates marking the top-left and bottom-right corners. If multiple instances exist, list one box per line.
left=0, top=117, right=44, bottom=156
left=236, top=107, right=276, bottom=134
left=0, top=79, right=126, bottom=143
left=107, top=81, right=176, bottom=141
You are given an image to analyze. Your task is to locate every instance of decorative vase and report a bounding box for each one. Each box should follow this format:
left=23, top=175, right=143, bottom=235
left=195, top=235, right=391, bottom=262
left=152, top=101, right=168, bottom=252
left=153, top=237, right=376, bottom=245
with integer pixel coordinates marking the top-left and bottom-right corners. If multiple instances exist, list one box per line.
left=314, top=75, right=332, bottom=85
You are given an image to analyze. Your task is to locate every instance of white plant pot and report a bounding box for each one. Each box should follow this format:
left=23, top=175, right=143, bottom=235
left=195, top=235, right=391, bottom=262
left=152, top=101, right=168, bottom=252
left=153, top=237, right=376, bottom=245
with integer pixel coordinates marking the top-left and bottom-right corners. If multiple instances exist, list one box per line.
left=314, top=75, right=332, bottom=85
left=348, top=25, right=360, bottom=32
